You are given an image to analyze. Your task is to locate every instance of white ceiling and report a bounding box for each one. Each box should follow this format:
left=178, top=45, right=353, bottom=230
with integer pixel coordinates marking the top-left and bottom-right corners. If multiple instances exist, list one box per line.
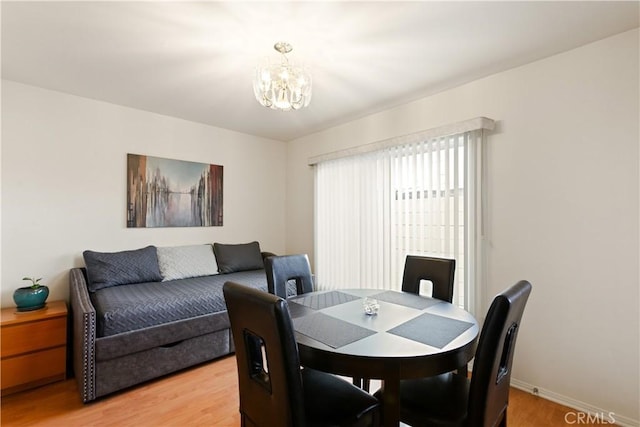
left=2, top=1, right=638, bottom=141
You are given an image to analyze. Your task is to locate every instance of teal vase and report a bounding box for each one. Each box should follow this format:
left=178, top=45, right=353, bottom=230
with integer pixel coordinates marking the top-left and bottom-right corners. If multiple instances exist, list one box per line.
left=13, top=285, right=49, bottom=312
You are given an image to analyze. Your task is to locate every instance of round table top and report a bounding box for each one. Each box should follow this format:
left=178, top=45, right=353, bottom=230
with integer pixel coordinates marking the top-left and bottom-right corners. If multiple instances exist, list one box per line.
left=288, top=288, right=479, bottom=379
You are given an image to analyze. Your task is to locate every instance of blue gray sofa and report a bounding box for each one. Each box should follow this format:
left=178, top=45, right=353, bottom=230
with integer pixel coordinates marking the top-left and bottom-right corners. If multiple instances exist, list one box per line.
left=69, top=241, right=276, bottom=403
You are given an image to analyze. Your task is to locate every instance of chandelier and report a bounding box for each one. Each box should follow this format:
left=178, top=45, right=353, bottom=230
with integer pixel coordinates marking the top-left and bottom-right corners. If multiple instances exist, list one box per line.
left=253, top=42, right=312, bottom=111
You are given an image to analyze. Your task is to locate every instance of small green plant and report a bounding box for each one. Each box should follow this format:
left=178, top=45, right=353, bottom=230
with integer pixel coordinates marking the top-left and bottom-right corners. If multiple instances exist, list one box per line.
left=22, top=277, right=43, bottom=288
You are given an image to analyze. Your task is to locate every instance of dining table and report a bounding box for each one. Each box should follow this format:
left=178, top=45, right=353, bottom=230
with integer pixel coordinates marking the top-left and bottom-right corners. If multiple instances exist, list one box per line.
left=288, top=288, right=479, bottom=427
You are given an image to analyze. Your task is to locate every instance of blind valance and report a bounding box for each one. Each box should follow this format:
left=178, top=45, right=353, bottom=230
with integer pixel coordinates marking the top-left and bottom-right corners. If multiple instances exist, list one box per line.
left=308, top=117, right=494, bottom=166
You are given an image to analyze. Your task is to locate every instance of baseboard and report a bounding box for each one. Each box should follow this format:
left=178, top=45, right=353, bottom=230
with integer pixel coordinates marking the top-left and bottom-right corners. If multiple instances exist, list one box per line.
left=510, top=379, right=638, bottom=427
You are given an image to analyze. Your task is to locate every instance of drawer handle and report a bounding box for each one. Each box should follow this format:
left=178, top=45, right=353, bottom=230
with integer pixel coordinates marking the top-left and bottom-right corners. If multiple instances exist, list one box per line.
left=159, top=340, right=184, bottom=349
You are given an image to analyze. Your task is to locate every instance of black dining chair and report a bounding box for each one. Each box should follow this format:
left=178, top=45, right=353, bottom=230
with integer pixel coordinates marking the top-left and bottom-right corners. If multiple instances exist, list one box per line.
left=265, top=254, right=314, bottom=299
left=402, top=255, right=456, bottom=303
left=403, top=254, right=468, bottom=377
left=223, top=281, right=381, bottom=427
left=387, top=280, right=532, bottom=427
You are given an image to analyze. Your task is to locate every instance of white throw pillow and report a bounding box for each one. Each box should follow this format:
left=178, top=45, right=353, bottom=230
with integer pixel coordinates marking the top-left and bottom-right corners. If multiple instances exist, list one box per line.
left=157, top=244, right=218, bottom=281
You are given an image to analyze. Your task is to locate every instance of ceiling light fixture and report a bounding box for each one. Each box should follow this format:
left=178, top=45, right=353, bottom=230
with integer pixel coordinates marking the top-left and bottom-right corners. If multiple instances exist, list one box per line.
left=253, top=42, right=312, bottom=111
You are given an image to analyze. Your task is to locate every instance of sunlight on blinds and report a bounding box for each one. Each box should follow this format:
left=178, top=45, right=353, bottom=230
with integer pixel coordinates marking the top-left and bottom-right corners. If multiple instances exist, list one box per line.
left=314, top=122, right=489, bottom=311
left=389, top=135, right=466, bottom=306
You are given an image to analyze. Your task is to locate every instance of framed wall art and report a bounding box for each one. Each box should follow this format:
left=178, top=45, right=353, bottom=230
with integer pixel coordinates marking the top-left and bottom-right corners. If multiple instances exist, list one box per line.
left=127, top=154, right=223, bottom=228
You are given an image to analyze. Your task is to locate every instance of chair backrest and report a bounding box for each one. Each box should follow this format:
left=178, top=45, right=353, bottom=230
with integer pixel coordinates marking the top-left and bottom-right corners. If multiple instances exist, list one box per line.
left=265, top=254, right=314, bottom=299
left=467, top=280, right=532, bottom=427
left=223, top=281, right=306, bottom=427
left=401, top=255, right=456, bottom=303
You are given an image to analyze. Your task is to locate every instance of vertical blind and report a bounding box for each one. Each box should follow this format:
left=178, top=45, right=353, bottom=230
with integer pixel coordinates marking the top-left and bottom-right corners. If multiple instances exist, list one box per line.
left=313, top=120, right=491, bottom=313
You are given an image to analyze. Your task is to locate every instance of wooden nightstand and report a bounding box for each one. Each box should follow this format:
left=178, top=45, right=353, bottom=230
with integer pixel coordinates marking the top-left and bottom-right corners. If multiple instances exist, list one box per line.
left=1, top=300, right=67, bottom=395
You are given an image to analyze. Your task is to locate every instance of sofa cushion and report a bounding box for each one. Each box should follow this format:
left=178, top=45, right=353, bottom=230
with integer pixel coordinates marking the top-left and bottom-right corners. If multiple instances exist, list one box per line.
left=213, top=241, right=264, bottom=274
left=157, top=244, right=218, bottom=281
left=83, top=246, right=162, bottom=292
left=90, top=269, right=273, bottom=337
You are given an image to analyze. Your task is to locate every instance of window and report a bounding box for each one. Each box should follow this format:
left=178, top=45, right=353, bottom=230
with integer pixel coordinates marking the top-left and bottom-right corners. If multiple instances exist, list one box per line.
left=312, top=118, right=492, bottom=314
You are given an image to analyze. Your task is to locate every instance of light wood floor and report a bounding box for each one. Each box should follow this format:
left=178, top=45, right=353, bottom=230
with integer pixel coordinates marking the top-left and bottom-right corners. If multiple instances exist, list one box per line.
left=0, top=355, right=605, bottom=426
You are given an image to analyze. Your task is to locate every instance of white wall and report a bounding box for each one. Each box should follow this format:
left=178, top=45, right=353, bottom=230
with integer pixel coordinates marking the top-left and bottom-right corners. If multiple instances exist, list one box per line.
left=1, top=81, right=287, bottom=306
left=286, top=29, right=639, bottom=424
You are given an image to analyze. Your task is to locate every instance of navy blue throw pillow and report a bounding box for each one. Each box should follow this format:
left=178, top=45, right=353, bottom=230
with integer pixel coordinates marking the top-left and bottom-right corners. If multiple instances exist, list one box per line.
left=83, top=245, right=162, bottom=292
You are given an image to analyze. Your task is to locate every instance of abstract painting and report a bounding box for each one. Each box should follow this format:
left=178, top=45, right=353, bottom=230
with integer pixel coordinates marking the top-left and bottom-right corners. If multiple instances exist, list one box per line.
left=127, top=154, right=223, bottom=228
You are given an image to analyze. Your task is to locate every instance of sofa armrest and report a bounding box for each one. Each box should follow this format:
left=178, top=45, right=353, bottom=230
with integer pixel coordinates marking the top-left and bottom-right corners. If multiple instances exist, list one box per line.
left=69, top=267, right=97, bottom=403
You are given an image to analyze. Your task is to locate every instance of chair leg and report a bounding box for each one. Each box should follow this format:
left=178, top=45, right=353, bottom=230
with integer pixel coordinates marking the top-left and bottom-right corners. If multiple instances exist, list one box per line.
left=498, top=410, right=507, bottom=427
left=456, top=364, right=469, bottom=377
left=352, top=377, right=371, bottom=392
